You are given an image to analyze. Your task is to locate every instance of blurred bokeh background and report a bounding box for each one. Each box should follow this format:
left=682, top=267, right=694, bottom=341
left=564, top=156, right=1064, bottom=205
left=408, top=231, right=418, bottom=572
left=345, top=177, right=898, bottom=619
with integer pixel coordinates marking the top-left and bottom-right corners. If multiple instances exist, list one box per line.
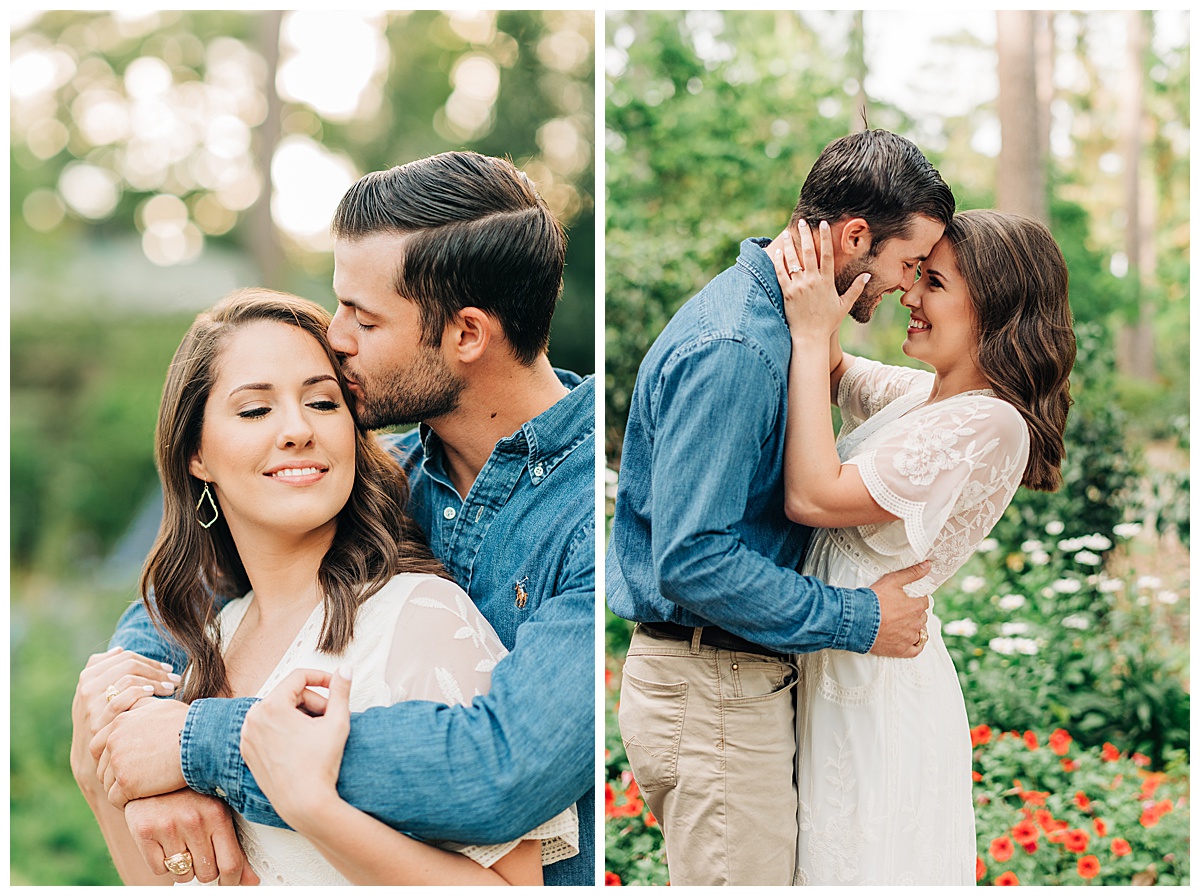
left=10, top=9, right=594, bottom=884
left=603, top=11, right=1189, bottom=886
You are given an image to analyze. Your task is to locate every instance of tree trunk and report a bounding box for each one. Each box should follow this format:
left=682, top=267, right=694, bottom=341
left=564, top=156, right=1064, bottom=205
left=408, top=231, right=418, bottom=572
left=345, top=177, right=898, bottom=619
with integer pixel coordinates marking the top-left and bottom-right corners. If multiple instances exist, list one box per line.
left=247, top=10, right=286, bottom=290
left=996, top=10, right=1046, bottom=222
left=1118, top=10, right=1156, bottom=380
left=849, top=11, right=868, bottom=132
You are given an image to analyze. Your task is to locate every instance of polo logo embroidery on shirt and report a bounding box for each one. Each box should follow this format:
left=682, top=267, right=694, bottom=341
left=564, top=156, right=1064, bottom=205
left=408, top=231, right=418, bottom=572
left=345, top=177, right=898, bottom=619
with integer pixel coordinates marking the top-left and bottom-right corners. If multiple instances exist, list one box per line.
left=514, top=576, right=530, bottom=609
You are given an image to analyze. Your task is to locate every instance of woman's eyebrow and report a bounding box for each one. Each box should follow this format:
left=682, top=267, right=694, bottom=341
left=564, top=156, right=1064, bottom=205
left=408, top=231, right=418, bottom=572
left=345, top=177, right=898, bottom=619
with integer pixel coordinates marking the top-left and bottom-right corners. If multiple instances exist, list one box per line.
left=228, top=374, right=337, bottom=397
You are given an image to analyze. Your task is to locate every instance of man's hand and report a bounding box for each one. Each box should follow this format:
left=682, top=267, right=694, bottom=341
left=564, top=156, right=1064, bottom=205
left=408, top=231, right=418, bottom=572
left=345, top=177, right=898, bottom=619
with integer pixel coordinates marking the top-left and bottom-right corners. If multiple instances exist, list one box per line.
left=94, top=697, right=190, bottom=808
left=241, top=667, right=352, bottom=833
left=868, top=561, right=932, bottom=658
left=125, top=790, right=260, bottom=886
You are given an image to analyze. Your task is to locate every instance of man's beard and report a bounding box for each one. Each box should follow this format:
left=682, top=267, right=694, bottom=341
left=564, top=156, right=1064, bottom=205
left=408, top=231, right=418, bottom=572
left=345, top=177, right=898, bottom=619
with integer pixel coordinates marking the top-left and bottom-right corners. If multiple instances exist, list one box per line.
left=347, top=347, right=465, bottom=429
left=836, top=256, right=886, bottom=324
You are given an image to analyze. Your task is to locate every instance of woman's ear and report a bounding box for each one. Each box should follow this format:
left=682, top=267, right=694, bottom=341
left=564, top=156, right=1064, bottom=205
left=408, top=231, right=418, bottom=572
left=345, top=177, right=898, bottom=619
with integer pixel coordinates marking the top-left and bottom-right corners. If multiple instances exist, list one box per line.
left=189, top=453, right=209, bottom=482
left=446, top=306, right=493, bottom=364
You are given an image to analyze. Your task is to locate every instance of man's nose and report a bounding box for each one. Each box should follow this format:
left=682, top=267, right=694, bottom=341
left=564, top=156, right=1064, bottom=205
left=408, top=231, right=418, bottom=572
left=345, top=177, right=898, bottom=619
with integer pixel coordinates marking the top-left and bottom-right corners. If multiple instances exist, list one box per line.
left=328, top=306, right=355, bottom=355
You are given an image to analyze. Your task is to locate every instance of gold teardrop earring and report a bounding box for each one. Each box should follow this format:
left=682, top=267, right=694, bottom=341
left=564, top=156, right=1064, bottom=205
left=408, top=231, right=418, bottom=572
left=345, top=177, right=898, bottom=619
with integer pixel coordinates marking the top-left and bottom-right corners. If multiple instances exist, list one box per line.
left=196, top=482, right=220, bottom=529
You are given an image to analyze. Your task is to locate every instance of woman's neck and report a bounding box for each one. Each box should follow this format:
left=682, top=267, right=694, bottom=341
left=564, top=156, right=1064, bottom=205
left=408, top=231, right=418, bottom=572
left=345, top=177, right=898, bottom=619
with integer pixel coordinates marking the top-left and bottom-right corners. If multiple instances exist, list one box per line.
left=927, top=361, right=992, bottom=405
left=224, top=519, right=335, bottom=619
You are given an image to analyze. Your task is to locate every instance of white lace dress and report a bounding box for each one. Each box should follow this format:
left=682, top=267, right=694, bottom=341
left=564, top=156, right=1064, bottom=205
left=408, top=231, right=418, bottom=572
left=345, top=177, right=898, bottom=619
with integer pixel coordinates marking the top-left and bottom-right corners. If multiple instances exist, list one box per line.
left=212, top=573, right=578, bottom=886
left=795, top=358, right=1029, bottom=885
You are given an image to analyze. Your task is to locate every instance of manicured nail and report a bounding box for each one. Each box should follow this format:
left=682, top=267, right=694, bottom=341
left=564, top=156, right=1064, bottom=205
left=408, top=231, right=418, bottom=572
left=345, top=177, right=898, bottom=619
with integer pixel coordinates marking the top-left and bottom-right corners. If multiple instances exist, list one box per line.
left=863, top=274, right=871, bottom=283
left=337, top=664, right=353, bottom=681
left=106, top=646, right=123, bottom=655
left=167, top=672, right=182, bottom=683
left=798, top=219, right=806, bottom=228
left=820, top=220, right=829, bottom=230
left=160, top=661, right=174, bottom=672
left=162, top=681, right=176, bottom=692
left=142, top=685, right=155, bottom=693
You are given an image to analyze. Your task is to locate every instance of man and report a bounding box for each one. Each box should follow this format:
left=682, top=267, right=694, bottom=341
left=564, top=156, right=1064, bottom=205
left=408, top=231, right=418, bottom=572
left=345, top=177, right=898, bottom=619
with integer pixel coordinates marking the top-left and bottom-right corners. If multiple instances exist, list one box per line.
left=606, top=129, right=955, bottom=886
left=94, top=152, right=595, bottom=885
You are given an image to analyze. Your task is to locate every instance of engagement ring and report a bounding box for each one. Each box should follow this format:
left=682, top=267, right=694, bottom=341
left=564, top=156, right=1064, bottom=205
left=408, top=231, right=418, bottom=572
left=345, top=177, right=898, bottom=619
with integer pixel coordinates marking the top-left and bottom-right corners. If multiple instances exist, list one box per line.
left=104, top=685, right=121, bottom=703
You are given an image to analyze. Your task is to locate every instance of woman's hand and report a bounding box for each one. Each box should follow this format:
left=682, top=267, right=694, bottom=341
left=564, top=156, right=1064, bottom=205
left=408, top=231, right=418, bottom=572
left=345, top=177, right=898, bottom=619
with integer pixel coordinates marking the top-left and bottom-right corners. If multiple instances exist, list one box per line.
left=70, top=647, right=181, bottom=797
left=771, top=220, right=870, bottom=341
left=240, top=666, right=353, bottom=833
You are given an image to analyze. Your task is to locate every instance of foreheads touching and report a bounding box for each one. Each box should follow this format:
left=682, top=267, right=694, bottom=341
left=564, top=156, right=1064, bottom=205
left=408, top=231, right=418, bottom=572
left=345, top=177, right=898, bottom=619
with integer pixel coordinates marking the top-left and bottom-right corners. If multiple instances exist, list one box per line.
left=330, top=151, right=566, bottom=365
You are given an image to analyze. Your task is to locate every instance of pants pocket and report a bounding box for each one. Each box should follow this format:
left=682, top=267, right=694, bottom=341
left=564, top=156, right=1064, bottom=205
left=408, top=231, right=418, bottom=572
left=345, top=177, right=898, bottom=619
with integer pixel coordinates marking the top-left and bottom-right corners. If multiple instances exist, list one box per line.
left=726, top=655, right=797, bottom=702
left=618, top=656, right=688, bottom=792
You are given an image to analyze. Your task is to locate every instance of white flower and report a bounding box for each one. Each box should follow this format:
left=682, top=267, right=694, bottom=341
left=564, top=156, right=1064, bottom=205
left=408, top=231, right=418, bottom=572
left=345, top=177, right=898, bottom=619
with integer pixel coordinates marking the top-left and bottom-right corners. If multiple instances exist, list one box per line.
left=1098, top=578, right=1124, bottom=593
left=1057, top=537, right=1085, bottom=552
left=1062, top=614, right=1089, bottom=630
left=1083, top=534, right=1112, bottom=551
left=998, top=593, right=1026, bottom=611
left=989, top=637, right=1017, bottom=655
left=893, top=428, right=963, bottom=486
left=1137, top=575, right=1163, bottom=591
left=961, top=575, right=987, bottom=594
left=1001, top=621, right=1029, bottom=635
left=1052, top=578, right=1082, bottom=594
left=1030, top=550, right=1051, bottom=567
left=1136, top=595, right=1151, bottom=607
left=1156, top=590, right=1180, bottom=605
left=1012, top=637, right=1039, bottom=655
left=1045, top=520, right=1065, bottom=535
left=978, top=538, right=999, bottom=553
left=1021, top=539, right=1044, bottom=553
left=1041, top=587, right=1056, bottom=599
left=1074, top=550, right=1102, bottom=566
left=1113, top=522, right=1143, bottom=539
left=944, top=618, right=978, bottom=637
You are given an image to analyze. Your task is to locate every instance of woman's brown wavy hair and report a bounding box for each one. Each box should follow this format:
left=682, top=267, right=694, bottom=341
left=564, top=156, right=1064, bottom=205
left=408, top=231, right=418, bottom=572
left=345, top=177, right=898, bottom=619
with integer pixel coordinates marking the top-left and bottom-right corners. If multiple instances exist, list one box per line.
left=140, top=287, right=449, bottom=702
left=943, top=210, right=1076, bottom=491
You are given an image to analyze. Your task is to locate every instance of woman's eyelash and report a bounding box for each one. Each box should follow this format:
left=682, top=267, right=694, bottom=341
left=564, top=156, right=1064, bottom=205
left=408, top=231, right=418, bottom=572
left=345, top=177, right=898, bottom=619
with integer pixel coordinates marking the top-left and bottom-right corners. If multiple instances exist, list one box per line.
left=310, top=400, right=341, bottom=411
left=238, top=407, right=270, bottom=419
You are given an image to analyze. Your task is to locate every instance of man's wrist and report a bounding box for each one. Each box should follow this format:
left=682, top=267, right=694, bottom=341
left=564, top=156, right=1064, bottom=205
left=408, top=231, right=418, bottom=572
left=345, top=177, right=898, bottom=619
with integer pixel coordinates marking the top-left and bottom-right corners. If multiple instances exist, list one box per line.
left=182, top=697, right=253, bottom=803
left=837, top=586, right=881, bottom=654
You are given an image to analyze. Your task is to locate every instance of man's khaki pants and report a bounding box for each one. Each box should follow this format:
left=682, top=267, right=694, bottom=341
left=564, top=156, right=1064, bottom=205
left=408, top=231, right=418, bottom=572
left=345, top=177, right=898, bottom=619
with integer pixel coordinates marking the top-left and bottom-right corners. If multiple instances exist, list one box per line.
left=618, top=624, right=799, bottom=886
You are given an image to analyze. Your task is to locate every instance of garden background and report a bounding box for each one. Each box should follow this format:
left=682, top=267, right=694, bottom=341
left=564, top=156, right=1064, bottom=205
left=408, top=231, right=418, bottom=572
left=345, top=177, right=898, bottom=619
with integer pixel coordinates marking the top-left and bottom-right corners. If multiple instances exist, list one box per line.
left=9, top=10, right=595, bottom=885
left=602, top=11, right=1189, bottom=887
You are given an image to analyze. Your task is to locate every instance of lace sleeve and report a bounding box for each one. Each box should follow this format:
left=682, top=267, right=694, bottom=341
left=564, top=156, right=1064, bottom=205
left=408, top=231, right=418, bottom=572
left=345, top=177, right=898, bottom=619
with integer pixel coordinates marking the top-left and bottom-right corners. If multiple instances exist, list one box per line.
left=845, top=396, right=1030, bottom=593
left=837, top=357, right=934, bottom=438
left=378, top=576, right=580, bottom=870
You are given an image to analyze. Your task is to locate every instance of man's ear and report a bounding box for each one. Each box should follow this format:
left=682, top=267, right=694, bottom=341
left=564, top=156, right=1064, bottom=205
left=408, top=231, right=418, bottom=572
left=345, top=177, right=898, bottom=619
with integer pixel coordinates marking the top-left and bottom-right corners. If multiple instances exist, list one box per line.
left=446, top=306, right=493, bottom=364
left=839, top=217, right=873, bottom=259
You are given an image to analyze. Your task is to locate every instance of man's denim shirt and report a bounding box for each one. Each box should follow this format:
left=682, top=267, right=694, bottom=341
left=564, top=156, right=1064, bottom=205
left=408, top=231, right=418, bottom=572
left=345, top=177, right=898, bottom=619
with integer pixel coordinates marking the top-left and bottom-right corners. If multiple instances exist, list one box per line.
left=112, top=371, right=596, bottom=886
left=606, top=238, right=879, bottom=654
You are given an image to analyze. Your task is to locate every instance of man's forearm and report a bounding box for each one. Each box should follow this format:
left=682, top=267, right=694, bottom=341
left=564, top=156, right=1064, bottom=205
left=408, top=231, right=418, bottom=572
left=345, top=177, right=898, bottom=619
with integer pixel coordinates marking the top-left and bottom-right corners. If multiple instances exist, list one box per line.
left=109, top=600, right=189, bottom=672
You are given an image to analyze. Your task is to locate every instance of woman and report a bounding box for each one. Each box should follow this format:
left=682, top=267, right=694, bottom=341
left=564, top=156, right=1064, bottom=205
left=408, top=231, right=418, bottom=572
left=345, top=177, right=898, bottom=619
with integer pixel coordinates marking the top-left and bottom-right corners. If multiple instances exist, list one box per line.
left=70, top=288, right=577, bottom=885
left=772, top=211, right=1074, bottom=884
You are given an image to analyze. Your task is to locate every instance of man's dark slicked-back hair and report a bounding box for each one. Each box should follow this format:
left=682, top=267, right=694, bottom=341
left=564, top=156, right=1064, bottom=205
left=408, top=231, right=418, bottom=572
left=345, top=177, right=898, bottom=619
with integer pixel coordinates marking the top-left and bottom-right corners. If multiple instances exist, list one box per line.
left=331, top=151, right=566, bottom=365
left=791, top=129, right=955, bottom=254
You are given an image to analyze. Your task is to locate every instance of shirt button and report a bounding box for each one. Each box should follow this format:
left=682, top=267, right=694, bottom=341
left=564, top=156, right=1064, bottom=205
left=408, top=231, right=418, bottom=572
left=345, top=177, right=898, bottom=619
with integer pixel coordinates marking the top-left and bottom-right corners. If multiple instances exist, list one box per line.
left=443, top=507, right=457, bottom=520
left=215, top=786, right=227, bottom=798
left=533, top=463, right=544, bottom=478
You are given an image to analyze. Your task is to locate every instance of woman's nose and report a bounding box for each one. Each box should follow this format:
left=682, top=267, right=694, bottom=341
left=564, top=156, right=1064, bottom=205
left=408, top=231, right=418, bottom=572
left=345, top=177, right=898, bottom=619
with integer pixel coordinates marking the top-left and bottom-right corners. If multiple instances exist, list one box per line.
left=276, top=405, right=315, bottom=448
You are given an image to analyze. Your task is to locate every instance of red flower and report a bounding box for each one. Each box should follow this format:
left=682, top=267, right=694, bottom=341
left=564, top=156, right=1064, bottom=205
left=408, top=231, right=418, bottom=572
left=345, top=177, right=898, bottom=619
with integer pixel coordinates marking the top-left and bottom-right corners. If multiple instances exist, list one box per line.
left=1022, top=841, right=1038, bottom=855
left=605, top=871, right=623, bottom=886
left=1013, top=779, right=1049, bottom=806
left=1011, top=819, right=1039, bottom=848
left=971, top=724, right=993, bottom=747
left=1023, top=730, right=1039, bottom=750
left=990, top=836, right=1015, bottom=862
left=1034, top=809, right=1067, bottom=833
left=1140, top=799, right=1173, bottom=828
left=645, top=810, right=658, bottom=828
left=1112, top=838, right=1132, bottom=857
left=1093, top=817, right=1108, bottom=837
left=1074, top=791, right=1092, bottom=812
left=1101, top=742, right=1120, bottom=762
left=605, top=783, right=616, bottom=813
left=1049, top=728, right=1073, bottom=756
left=605, top=668, right=613, bottom=688
left=972, top=770, right=983, bottom=782
left=1139, top=772, right=1165, bottom=801
left=976, top=857, right=986, bottom=882
left=1064, top=829, right=1090, bottom=854
left=626, top=778, right=641, bottom=801
left=1061, top=758, right=1078, bottom=772
left=995, top=871, right=1020, bottom=886
left=1132, top=752, right=1151, bottom=767
left=1077, top=855, right=1101, bottom=880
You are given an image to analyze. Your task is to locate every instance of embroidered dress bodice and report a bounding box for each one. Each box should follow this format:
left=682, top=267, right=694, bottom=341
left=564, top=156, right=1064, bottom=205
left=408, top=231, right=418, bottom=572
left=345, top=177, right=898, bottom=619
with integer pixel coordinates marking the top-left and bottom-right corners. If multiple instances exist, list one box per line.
left=795, top=357, right=1028, bottom=885
left=209, top=574, right=578, bottom=886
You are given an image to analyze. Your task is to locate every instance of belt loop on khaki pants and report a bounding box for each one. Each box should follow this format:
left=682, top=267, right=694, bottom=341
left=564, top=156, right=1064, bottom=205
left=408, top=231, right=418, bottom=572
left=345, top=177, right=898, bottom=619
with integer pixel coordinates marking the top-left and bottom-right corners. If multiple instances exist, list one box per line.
left=689, top=626, right=704, bottom=653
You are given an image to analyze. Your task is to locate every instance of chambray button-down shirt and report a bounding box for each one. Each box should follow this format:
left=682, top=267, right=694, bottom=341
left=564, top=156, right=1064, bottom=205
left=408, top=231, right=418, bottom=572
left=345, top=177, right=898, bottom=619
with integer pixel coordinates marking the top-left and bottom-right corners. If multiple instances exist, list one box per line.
left=607, top=238, right=880, bottom=654
left=112, top=371, right=596, bottom=886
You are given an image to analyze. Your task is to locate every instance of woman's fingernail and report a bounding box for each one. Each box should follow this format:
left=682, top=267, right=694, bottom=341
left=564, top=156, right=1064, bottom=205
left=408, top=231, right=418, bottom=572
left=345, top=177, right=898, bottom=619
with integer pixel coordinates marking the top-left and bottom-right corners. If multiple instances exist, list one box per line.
left=162, top=681, right=176, bottom=692
left=337, top=665, right=353, bottom=681
left=820, top=220, right=829, bottom=230
left=142, top=685, right=155, bottom=693
left=167, top=672, right=182, bottom=683
left=798, top=218, right=806, bottom=228
left=863, top=273, right=872, bottom=283
left=160, top=662, right=174, bottom=672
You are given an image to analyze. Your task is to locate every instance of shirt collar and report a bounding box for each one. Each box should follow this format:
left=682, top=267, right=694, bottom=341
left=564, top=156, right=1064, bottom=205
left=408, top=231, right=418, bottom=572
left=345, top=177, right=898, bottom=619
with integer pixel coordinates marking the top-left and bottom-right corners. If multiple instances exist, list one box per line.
left=737, top=237, right=787, bottom=321
left=417, top=369, right=592, bottom=485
